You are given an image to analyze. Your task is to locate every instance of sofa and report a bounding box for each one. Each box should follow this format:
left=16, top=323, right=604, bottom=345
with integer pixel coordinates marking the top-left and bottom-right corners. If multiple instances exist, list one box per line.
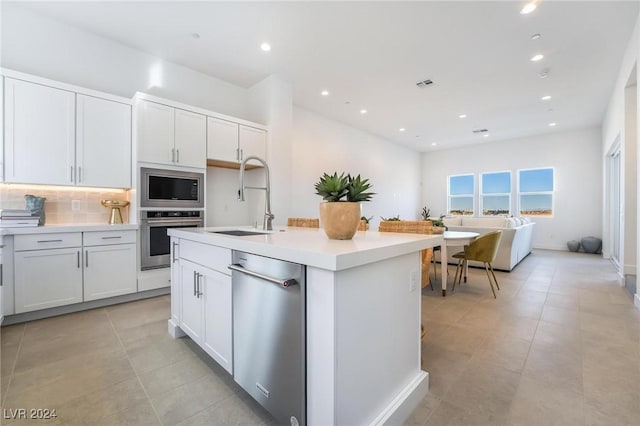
left=441, top=216, right=535, bottom=271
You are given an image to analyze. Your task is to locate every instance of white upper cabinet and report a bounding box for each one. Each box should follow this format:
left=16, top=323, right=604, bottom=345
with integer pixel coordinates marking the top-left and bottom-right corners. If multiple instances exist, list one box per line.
left=207, top=118, right=267, bottom=166
left=4, top=78, right=76, bottom=185
left=138, top=100, right=175, bottom=165
left=76, top=94, right=131, bottom=188
left=239, top=125, right=267, bottom=162
left=175, top=108, right=206, bottom=168
left=207, top=117, right=239, bottom=163
left=138, top=99, right=206, bottom=168
left=3, top=76, right=132, bottom=188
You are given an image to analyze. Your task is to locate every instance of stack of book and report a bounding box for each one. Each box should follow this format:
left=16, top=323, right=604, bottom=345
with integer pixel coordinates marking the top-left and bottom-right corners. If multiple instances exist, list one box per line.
left=0, top=209, right=40, bottom=227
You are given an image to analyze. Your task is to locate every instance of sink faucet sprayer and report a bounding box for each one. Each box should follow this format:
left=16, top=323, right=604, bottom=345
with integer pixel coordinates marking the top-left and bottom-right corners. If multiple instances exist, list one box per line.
left=238, top=156, right=274, bottom=231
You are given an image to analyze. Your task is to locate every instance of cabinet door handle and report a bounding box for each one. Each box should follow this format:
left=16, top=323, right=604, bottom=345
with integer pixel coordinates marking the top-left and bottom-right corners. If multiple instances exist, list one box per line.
left=171, top=148, right=176, bottom=163
left=37, top=239, right=63, bottom=243
left=85, top=250, right=89, bottom=268
left=197, top=273, right=202, bottom=297
left=172, top=241, right=178, bottom=263
left=240, top=148, right=243, bottom=161
left=236, top=148, right=239, bottom=161
left=176, top=149, right=180, bottom=163
left=77, top=251, right=80, bottom=269
left=101, top=236, right=122, bottom=240
left=193, top=271, right=197, bottom=297
left=70, top=166, right=74, bottom=183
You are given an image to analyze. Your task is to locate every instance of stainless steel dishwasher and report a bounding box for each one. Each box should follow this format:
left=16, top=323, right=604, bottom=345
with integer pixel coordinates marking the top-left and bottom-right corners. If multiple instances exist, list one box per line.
left=229, top=251, right=306, bottom=426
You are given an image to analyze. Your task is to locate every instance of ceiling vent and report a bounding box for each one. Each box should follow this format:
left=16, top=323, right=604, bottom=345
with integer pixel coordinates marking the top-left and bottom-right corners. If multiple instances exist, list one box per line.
left=416, top=79, right=433, bottom=88
left=472, top=128, right=489, bottom=134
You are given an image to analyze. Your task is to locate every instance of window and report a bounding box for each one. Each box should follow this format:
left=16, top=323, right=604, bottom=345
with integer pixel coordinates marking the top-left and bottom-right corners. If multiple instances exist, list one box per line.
left=448, top=174, right=474, bottom=216
left=481, top=171, right=511, bottom=216
left=518, top=168, right=554, bottom=216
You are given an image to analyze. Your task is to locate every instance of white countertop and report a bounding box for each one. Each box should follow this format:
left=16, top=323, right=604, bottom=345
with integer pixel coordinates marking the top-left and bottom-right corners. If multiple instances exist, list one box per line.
left=0, top=223, right=138, bottom=236
left=168, top=226, right=443, bottom=271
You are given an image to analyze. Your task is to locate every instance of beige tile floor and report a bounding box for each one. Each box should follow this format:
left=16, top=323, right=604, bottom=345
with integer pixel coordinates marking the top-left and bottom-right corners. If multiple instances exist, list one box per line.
left=0, top=249, right=639, bottom=425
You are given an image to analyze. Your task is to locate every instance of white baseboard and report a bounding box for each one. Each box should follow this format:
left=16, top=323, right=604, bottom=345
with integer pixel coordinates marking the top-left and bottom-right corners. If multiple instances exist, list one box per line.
left=371, top=371, right=429, bottom=426
left=168, top=319, right=186, bottom=339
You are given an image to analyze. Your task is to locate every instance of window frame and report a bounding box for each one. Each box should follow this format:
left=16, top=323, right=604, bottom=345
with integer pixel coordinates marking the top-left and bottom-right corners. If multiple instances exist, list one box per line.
left=447, top=173, right=475, bottom=216
left=517, top=167, right=555, bottom=217
left=480, top=170, right=512, bottom=216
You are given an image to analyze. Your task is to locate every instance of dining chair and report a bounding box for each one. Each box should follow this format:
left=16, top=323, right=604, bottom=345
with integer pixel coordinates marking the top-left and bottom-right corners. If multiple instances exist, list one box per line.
left=287, top=217, right=320, bottom=228
left=452, top=230, right=502, bottom=298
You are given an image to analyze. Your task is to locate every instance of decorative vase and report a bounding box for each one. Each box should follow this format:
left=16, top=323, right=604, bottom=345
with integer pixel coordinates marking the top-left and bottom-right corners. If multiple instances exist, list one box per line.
left=25, top=194, right=46, bottom=226
left=319, top=202, right=361, bottom=240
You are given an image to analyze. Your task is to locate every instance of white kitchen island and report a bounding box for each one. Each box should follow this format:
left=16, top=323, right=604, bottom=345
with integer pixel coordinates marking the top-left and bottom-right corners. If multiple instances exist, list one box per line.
left=167, top=226, right=442, bottom=426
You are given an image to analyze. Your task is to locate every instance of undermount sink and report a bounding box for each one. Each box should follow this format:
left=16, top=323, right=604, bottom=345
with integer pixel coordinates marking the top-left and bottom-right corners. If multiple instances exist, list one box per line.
left=211, top=230, right=269, bottom=237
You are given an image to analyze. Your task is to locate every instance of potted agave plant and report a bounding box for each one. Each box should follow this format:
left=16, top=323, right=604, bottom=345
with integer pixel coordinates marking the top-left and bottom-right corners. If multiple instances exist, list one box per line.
left=315, top=172, right=374, bottom=240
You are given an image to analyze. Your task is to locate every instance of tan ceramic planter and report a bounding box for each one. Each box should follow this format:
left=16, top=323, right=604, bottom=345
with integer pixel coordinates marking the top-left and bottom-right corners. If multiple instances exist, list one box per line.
left=319, top=202, right=361, bottom=240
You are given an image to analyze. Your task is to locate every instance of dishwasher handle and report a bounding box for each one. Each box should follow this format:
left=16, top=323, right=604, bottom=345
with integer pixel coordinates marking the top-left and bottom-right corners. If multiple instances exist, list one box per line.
left=228, top=264, right=298, bottom=288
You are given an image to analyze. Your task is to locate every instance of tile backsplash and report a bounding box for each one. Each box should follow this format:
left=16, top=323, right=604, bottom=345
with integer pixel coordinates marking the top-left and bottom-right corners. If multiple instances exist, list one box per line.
left=0, top=184, right=131, bottom=225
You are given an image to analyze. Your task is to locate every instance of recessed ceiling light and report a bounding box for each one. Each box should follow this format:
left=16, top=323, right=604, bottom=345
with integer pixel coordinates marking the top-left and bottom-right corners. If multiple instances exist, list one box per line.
left=483, top=134, right=490, bottom=138
left=431, top=142, right=437, bottom=146
left=541, top=95, right=552, bottom=101
left=260, top=42, right=271, bottom=52
left=191, top=33, right=201, bottom=39
left=399, top=128, right=406, bottom=132
left=520, top=2, right=537, bottom=14
left=531, top=33, right=541, bottom=40
left=321, top=90, right=329, bottom=96
left=360, top=109, right=367, bottom=114
left=530, top=54, right=544, bottom=62
left=549, top=122, right=557, bottom=127
left=459, top=114, right=467, bottom=119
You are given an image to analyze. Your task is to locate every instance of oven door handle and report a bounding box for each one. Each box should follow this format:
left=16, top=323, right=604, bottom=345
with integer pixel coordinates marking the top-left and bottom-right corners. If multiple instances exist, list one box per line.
left=142, top=219, right=203, bottom=225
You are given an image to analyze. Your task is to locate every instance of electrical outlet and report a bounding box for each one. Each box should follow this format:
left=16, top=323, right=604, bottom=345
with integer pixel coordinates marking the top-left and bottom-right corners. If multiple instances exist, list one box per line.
left=71, top=200, right=81, bottom=212
left=409, top=270, right=418, bottom=292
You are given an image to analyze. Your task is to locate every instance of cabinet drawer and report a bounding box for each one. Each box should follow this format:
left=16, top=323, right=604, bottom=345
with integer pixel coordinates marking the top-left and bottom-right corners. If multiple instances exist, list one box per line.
left=15, top=233, right=82, bottom=251
left=83, top=230, right=136, bottom=246
left=179, top=240, right=231, bottom=275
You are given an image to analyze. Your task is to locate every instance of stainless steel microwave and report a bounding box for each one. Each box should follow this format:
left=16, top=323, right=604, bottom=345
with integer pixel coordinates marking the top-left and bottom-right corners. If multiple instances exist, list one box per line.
left=140, top=167, right=204, bottom=209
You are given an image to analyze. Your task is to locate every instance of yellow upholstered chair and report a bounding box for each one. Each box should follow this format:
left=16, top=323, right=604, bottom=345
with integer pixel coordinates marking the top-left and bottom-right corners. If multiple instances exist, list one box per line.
left=287, top=217, right=320, bottom=228
left=452, top=230, right=502, bottom=298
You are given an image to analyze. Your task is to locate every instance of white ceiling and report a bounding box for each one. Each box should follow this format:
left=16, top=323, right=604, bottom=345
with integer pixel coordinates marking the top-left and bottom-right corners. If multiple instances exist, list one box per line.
left=15, top=1, right=640, bottom=152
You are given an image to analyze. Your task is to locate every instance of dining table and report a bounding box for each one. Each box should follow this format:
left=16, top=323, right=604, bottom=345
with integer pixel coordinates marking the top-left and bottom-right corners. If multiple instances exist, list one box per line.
left=439, top=230, right=480, bottom=296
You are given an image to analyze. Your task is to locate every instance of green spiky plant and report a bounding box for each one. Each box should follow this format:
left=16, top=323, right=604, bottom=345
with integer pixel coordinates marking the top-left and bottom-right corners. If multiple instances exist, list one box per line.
left=315, top=172, right=374, bottom=202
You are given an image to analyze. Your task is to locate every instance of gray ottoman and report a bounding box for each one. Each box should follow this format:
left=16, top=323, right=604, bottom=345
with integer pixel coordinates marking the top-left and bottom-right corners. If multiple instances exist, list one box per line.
left=581, top=236, right=602, bottom=254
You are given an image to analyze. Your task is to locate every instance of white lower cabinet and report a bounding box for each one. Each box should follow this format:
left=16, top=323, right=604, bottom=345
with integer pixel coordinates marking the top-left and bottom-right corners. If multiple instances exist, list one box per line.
left=83, top=230, right=137, bottom=301
left=15, top=247, right=83, bottom=314
left=83, top=244, right=136, bottom=301
left=13, top=230, right=137, bottom=314
left=177, top=242, right=232, bottom=374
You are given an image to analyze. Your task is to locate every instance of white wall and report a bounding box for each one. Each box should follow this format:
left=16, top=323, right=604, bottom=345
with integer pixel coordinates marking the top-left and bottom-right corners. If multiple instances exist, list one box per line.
left=291, top=107, right=422, bottom=230
left=0, top=3, right=251, bottom=120
left=421, top=128, right=603, bottom=250
left=624, top=85, right=637, bottom=275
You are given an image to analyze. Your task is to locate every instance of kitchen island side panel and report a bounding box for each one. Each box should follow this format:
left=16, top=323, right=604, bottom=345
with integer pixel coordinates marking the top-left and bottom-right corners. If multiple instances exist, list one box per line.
left=306, top=252, right=426, bottom=425
left=336, top=252, right=423, bottom=425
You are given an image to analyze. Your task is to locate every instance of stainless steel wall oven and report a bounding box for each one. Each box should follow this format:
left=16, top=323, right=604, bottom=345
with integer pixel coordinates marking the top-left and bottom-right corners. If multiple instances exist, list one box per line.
left=140, top=210, right=203, bottom=270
